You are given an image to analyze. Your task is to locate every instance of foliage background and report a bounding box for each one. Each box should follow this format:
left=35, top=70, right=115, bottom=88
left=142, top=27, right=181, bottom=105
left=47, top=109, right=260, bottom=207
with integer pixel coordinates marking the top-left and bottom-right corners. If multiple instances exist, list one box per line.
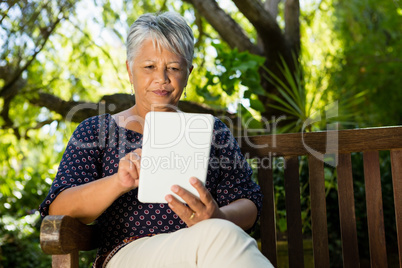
left=0, top=0, right=401, bottom=267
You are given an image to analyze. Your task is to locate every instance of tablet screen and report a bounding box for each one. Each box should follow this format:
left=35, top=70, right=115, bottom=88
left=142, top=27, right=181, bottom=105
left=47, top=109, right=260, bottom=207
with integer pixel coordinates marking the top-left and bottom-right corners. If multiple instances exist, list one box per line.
left=138, top=111, right=214, bottom=203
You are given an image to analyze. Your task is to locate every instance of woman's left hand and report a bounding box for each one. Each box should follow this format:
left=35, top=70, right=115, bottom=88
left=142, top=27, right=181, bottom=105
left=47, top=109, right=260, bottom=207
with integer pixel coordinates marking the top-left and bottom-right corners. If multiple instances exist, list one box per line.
left=165, top=177, right=226, bottom=227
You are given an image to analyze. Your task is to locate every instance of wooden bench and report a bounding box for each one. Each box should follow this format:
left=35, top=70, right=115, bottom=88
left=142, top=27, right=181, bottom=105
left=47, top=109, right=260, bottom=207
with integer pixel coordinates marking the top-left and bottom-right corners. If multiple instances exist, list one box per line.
left=40, top=126, right=402, bottom=268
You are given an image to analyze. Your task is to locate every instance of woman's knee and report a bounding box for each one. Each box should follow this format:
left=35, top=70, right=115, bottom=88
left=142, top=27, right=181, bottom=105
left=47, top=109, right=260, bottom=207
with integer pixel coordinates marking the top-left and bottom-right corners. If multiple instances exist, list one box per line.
left=194, top=218, right=242, bottom=234
left=192, top=219, right=254, bottom=245
left=188, top=219, right=267, bottom=268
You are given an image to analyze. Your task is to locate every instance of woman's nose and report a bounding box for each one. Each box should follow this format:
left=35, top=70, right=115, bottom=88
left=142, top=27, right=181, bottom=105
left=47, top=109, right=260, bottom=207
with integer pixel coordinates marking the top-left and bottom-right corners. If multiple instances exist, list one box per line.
left=155, top=69, right=169, bottom=84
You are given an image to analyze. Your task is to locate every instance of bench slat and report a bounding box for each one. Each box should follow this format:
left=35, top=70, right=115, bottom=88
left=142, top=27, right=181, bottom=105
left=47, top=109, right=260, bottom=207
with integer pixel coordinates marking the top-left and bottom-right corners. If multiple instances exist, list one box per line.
left=337, top=153, right=360, bottom=268
left=239, top=126, right=402, bottom=157
left=52, top=252, right=78, bottom=268
left=363, top=151, right=388, bottom=267
left=308, top=156, right=330, bottom=267
left=284, top=156, right=304, bottom=268
left=258, top=165, right=278, bottom=267
left=391, top=149, right=402, bottom=267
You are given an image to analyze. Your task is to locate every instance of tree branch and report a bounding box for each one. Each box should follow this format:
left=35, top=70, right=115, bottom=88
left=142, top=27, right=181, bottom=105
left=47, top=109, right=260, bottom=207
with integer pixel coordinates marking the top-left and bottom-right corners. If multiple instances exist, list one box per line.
left=231, top=0, right=290, bottom=63
left=24, top=119, right=56, bottom=139
left=0, top=15, right=62, bottom=99
left=28, top=92, right=237, bottom=124
left=18, top=1, right=50, bottom=35
left=0, top=66, right=11, bottom=80
left=266, top=0, right=282, bottom=18
left=257, top=0, right=282, bottom=50
left=183, top=0, right=262, bottom=55
left=231, top=0, right=281, bottom=35
left=193, top=10, right=205, bottom=49
left=284, top=0, right=301, bottom=56
left=0, top=0, right=75, bottom=101
left=0, top=1, right=17, bottom=25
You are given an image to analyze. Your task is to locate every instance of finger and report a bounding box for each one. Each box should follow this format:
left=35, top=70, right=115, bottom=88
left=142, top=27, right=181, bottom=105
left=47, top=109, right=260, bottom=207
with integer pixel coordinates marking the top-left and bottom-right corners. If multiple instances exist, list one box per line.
left=165, top=194, right=196, bottom=222
left=134, top=148, right=142, bottom=157
left=121, top=159, right=139, bottom=179
left=126, top=152, right=141, bottom=172
left=170, top=184, right=205, bottom=213
left=128, top=151, right=141, bottom=162
left=117, top=159, right=140, bottom=191
left=188, top=177, right=214, bottom=206
left=127, top=148, right=142, bottom=163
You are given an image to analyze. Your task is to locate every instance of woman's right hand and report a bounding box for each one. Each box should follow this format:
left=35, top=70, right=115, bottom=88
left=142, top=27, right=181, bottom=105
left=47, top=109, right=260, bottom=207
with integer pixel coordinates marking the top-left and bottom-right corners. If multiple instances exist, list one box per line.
left=116, top=148, right=142, bottom=193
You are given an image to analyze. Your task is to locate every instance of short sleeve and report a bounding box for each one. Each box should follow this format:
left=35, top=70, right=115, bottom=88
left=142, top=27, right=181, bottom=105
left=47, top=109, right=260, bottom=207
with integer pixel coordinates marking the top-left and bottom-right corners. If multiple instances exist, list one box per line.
left=39, top=116, right=105, bottom=218
left=210, top=118, right=263, bottom=219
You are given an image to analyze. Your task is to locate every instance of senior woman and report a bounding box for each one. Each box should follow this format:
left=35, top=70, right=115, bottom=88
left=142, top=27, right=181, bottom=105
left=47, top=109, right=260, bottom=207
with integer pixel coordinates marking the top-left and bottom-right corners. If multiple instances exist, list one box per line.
left=39, top=12, right=273, bottom=268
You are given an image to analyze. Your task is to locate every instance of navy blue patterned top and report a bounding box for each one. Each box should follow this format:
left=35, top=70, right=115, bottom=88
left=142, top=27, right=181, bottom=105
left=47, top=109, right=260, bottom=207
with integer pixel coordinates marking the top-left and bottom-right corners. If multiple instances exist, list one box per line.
left=39, top=113, right=262, bottom=267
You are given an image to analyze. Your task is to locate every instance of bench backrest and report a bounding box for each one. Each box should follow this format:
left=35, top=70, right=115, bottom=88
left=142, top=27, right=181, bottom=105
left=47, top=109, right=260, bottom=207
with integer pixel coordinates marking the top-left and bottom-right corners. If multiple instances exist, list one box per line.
left=238, top=126, right=402, bottom=267
left=41, top=126, right=402, bottom=268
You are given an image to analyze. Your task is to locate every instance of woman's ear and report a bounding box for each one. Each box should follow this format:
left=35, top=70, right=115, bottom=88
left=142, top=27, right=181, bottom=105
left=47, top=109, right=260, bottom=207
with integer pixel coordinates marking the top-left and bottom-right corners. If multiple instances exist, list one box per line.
left=126, top=60, right=133, bottom=84
left=189, top=65, right=194, bottom=75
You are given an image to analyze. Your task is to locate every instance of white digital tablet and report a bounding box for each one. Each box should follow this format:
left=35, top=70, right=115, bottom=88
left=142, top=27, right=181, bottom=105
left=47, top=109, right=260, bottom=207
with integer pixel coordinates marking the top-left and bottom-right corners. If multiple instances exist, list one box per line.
left=138, top=111, right=214, bottom=203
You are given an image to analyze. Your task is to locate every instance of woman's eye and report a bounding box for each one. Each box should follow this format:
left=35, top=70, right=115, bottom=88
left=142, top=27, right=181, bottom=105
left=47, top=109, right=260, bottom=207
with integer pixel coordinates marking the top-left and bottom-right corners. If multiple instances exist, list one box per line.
left=145, top=65, right=154, bottom=69
left=169, top=67, right=180, bottom=71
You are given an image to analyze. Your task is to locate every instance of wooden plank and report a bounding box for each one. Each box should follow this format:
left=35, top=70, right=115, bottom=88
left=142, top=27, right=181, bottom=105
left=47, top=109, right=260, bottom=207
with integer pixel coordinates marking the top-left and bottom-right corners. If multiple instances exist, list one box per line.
left=284, top=156, right=304, bottom=268
left=239, top=126, right=402, bottom=158
left=258, top=164, right=278, bottom=267
left=40, top=215, right=99, bottom=255
left=391, top=149, right=402, bottom=267
left=308, top=156, right=330, bottom=267
left=363, top=151, right=388, bottom=267
left=337, top=153, right=360, bottom=268
left=52, top=251, right=78, bottom=268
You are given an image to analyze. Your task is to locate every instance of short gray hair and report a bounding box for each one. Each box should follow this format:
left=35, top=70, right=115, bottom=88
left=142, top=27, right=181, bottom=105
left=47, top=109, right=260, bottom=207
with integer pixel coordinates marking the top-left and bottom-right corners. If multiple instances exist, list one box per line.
left=126, top=12, right=194, bottom=69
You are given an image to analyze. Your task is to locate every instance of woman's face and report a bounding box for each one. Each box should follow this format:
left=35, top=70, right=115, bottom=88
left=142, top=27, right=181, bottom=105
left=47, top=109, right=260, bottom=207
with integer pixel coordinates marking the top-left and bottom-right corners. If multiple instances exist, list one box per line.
left=127, top=39, right=191, bottom=113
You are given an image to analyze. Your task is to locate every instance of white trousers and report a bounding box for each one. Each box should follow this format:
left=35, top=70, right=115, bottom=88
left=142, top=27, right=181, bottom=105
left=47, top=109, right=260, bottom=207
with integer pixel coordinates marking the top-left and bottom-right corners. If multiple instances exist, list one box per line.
left=106, top=219, right=273, bottom=268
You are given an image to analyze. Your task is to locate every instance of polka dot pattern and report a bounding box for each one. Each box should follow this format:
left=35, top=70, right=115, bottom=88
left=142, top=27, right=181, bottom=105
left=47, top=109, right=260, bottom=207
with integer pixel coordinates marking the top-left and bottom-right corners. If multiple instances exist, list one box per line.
left=39, top=114, right=262, bottom=266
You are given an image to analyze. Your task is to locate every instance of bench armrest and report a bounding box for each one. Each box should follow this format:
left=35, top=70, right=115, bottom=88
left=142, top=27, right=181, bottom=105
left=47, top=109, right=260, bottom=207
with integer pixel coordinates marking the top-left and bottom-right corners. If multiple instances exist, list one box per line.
left=40, top=215, right=99, bottom=255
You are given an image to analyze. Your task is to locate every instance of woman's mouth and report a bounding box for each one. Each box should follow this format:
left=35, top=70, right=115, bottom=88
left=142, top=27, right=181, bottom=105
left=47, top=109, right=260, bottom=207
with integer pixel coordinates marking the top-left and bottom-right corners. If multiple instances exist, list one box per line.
left=153, top=90, right=170, bottom=96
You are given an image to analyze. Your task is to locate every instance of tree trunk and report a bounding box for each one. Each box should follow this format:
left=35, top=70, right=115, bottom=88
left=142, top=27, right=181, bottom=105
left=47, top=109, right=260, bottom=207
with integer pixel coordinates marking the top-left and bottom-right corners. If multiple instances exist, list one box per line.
left=185, top=0, right=301, bottom=121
